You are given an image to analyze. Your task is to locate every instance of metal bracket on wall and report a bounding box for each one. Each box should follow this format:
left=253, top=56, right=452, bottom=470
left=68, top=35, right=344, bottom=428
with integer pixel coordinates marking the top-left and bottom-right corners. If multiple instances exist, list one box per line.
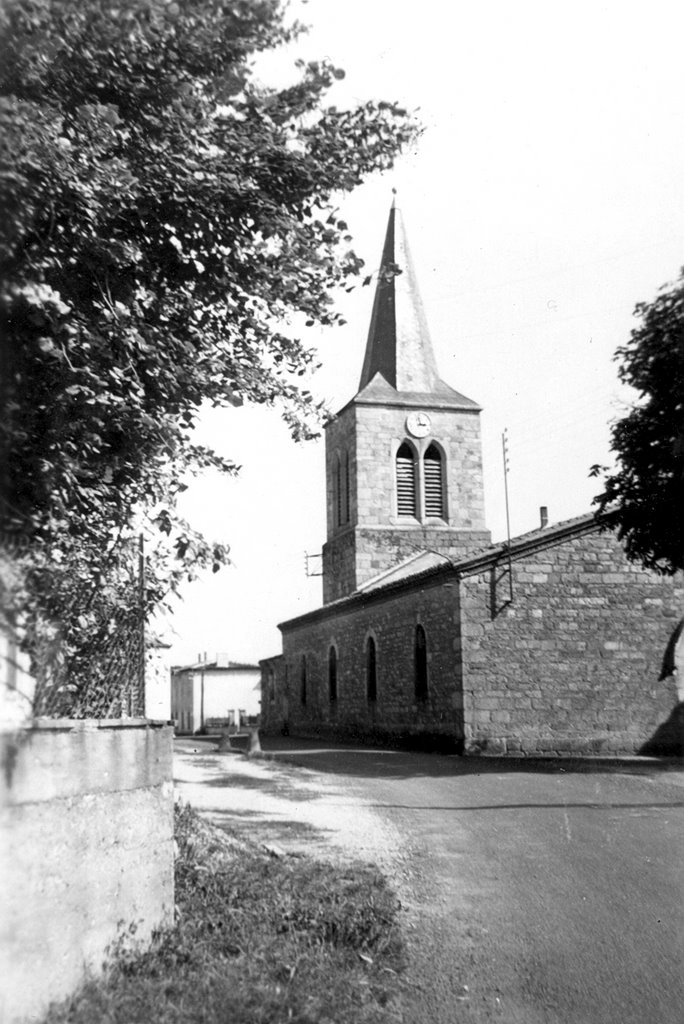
left=490, top=557, right=514, bottom=618
left=304, top=551, right=323, bottom=577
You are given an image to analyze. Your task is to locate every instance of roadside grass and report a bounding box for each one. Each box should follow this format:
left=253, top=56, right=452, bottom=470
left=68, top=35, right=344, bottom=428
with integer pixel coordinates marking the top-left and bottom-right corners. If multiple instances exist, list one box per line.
left=43, top=803, right=405, bottom=1023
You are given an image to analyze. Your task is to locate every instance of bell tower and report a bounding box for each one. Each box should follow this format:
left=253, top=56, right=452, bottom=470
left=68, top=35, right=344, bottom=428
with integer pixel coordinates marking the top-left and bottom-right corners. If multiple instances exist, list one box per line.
left=322, top=203, right=490, bottom=604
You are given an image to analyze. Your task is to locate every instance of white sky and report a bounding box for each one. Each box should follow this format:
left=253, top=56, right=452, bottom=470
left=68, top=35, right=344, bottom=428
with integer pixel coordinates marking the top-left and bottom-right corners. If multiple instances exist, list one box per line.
left=167, top=0, right=684, bottom=666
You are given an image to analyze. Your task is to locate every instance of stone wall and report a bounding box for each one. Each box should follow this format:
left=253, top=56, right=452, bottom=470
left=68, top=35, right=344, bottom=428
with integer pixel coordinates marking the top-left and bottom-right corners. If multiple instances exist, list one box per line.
left=459, top=528, right=684, bottom=755
left=271, top=520, right=684, bottom=756
left=267, top=577, right=464, bottom=748
left=324, top=406, right=357, bottom=540
left=259, top=655, right=286, bottom=734
left=324, top=525, right=491, bottom=604
left=0, top=719, right=174, bottom=1023
left=353, top=403, right=486, bottom=531
left=322, top=525, right=357, bottom=604
left=322, top=399, right=489, bottom=603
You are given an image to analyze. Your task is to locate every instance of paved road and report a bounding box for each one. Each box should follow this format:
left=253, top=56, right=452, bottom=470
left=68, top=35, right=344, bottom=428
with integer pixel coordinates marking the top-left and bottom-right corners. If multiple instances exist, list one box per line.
left=257, top=741, right=684, bottom=1024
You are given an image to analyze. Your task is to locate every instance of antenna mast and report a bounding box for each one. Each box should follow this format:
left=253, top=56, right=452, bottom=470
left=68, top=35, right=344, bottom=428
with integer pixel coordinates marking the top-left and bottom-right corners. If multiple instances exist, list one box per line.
left=304, top=552, right=323, bottom=578
left=501, top=430, right=514, bottom=603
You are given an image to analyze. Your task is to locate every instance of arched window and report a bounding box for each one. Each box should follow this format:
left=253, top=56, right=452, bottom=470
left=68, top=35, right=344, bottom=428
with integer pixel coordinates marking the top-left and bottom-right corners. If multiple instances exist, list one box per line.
left=423, top=444, right=444, bottom=518
left=334, top=454, right=343, bottom=527
left=328, top=646, right=338, bottom=702
left=300, top=655, right=307, bottom=706
left=343, top=451, right=350, bottom=524
left=366, top=637, right=377, bottom=702
left=334, top=451, right=350, bottom=527
left=414, top=625, right=428, bottom=702
left=396, top=442, right=417, bottom=517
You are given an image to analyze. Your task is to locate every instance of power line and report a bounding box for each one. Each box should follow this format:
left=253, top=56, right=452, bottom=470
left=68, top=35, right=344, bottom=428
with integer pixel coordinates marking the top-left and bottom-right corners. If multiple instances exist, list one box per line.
left=448, top=301, right=631, bottom=345
left=446, top=232, right=684, bottom=303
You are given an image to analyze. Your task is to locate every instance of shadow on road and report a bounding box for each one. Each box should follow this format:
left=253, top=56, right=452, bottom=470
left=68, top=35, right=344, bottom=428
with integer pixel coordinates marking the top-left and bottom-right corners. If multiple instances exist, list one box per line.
left=191, top=804, right=337, bottom=851
left=364, top=800, right=684, bottom=811
left=258, top=735, right=684, bottom=783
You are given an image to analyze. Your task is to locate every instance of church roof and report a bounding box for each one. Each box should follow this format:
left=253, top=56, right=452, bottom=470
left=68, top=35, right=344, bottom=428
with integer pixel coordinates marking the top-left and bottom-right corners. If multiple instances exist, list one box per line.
left=355, top=549, right=450, bottom=592
left=354, top=202, right=479, bottom=410
left=353, top=372, right=480, bottom=411
left=278, top=511, right=608, bottom=631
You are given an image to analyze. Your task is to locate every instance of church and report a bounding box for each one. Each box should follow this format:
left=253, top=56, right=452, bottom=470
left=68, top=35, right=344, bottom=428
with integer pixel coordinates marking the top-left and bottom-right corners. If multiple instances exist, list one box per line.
left=260, top=204, right=684, bottom=756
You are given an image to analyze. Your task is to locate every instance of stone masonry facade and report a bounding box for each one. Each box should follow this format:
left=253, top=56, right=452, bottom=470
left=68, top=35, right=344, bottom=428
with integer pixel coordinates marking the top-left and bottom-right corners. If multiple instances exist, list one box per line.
left=322, top=399, right=489, bottom=602
left=265, top=574, right=463, bottom=748
left=262, top=518, right=684, bottom=755
left=459, top=524, right=684, bottom=755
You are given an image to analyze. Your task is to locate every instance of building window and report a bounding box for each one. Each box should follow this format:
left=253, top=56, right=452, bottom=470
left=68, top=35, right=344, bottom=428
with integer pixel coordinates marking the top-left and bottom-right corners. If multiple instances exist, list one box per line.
left=414, top=625, right=428, bottom=702
left=328, top=646, right=338, bottom=702
left=268, top=668, right=275, bottom=703
left=396, top=442, right=417, bottom=517
left=334, top=454, right=342, bottom=527
left=343, top=451, right=350, bottom=524
left=366, top=636, right=377, bottom=702
left=334, top=451, right=350, bottom=527
left=300, top=655, right=307, bottom=706
left=423, top=444, right=444, bottom=518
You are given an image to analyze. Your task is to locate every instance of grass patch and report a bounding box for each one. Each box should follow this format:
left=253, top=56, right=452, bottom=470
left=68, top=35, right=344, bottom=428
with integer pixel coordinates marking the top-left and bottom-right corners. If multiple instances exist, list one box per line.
left=43, top=803, right=405, bottom=1023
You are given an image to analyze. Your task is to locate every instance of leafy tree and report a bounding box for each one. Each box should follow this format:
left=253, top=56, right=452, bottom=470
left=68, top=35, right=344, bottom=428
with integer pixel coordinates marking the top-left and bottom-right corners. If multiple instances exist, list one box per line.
left=592, top=269, right=684, bottom=574
left=0, top=0, right=416, bottom=706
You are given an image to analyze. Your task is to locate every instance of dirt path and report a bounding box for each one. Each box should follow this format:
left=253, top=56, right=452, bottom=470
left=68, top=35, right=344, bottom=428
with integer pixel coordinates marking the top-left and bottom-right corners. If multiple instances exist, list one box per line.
left=173, top=736, right=408, bottom=872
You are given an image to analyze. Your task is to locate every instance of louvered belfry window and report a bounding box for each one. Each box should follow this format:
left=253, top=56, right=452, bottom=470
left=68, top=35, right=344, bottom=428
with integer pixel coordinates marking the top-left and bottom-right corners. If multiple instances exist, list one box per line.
left=396, top=442, right=417, bottom=517
left=423, top=444, right=444, bottom=518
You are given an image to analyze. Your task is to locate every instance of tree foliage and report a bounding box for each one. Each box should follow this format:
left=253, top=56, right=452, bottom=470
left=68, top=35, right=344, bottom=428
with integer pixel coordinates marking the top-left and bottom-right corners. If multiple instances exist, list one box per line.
left=592, top=269, right=684, bottom=574
left=0, top=0, right=416, bottom=696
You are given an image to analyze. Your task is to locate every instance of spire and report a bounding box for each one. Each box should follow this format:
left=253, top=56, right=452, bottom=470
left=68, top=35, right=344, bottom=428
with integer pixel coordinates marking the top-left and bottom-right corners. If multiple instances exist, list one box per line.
left=358, top=203, right=441, bottom=393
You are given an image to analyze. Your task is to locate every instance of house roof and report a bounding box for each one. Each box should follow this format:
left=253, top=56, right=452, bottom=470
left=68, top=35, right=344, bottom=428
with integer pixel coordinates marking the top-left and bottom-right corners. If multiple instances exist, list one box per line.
left=172, top=660, right=260, bottom=674
left=278, top=510, right=610, bottom=632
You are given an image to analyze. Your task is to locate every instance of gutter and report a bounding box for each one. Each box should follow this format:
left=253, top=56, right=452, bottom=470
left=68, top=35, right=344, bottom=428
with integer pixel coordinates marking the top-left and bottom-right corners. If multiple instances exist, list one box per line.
left=279, top=510, right=608, bottom=633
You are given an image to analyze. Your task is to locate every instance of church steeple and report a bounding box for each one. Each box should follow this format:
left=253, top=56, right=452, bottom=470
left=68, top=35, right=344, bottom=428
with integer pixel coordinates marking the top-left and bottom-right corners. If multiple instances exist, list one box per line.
left=357, top=202, right=479, bottom=408
left=321, top=202, right=490, bottom=604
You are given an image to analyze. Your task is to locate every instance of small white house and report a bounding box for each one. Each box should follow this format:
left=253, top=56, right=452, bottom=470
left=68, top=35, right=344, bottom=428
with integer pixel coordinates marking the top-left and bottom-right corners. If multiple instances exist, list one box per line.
left=0, top=628, right=35, bottom=727
left=171, top=654, right=260, bottom=734
left=145, top=636, right=172, bottom=721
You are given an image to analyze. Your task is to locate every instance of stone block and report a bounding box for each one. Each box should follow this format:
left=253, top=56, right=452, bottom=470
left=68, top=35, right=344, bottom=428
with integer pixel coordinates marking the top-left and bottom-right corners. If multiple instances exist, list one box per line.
left=0, top=721, right=174, bottom=1024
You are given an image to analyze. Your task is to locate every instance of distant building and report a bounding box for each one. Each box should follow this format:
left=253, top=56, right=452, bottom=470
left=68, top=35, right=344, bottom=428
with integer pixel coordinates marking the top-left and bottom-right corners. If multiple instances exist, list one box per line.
left=145, top=636, right=172, bottom=721
left=260, top=203, right=684, bottom=756
left=171, top=654, right=260, bottom=734
left=0, top=626, right=35, bottom=727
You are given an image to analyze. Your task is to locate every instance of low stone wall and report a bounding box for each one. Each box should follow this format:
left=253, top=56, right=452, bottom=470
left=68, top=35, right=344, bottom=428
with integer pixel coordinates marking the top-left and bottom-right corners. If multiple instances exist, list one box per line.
left=0, top=719, right=174, bottom=1024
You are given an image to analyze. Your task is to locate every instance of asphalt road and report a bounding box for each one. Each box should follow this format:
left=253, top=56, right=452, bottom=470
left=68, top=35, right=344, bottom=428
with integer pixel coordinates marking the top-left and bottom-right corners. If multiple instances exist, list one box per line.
left=257, top=741, right=684, bottom=1024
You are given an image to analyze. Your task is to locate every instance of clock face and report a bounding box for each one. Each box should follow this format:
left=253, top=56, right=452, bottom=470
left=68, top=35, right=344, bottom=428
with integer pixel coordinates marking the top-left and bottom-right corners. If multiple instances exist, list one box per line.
left=406, top=412, right=432, bottom=438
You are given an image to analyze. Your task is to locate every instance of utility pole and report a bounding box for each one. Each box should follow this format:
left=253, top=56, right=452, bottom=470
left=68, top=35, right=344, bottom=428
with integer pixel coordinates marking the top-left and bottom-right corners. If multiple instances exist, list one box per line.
left=138, top=533, right=146, bottom=717
left=501, top=430, right=514, bottom=603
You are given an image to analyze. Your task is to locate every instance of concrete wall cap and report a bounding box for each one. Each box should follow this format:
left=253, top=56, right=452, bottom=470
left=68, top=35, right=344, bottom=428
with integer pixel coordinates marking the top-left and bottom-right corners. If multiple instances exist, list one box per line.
left=0, top=717, right=172, bottom=735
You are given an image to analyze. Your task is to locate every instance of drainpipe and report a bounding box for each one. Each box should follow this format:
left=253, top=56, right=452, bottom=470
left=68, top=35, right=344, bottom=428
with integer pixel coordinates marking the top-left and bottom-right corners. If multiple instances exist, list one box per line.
left=200, top=666, right=205, bottom=733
